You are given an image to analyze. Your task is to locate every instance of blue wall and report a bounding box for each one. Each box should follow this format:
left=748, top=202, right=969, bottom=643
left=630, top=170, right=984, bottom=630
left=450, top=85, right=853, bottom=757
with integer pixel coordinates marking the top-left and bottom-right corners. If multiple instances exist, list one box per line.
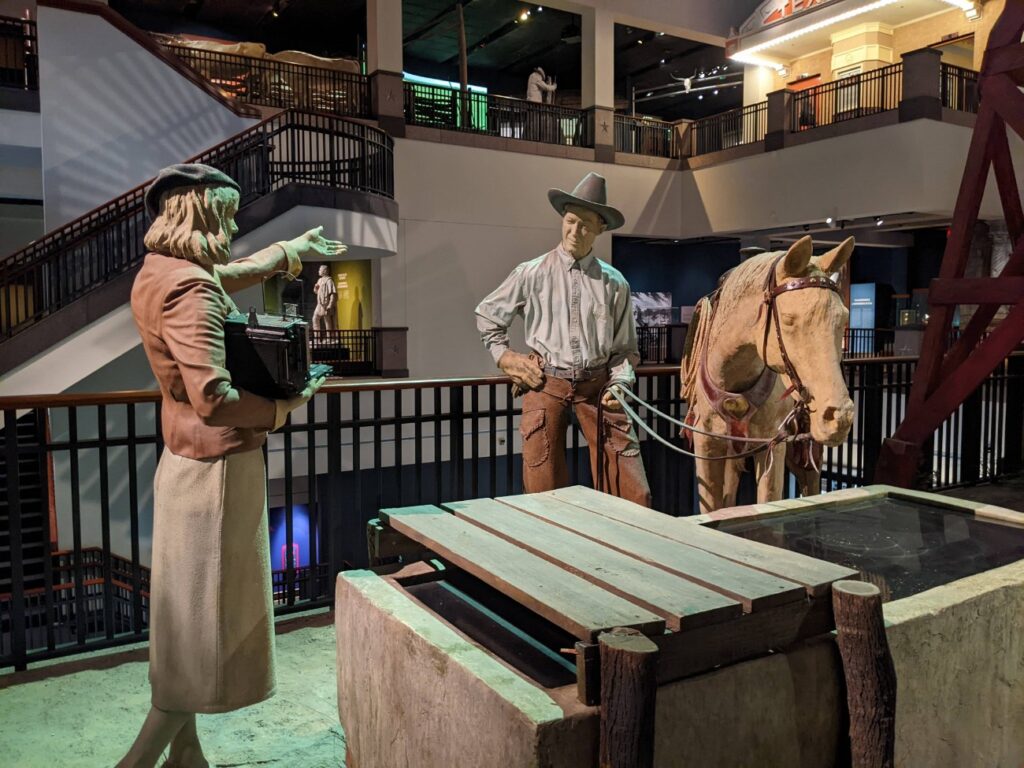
left=612, top=238, right=742, bottom=308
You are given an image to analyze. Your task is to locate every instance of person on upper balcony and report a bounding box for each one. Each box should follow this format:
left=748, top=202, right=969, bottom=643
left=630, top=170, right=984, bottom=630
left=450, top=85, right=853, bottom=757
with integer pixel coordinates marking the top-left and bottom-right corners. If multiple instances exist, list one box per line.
left=474, top=172, right=652, bottom=507
left=526, top=66, right=557, bottom=103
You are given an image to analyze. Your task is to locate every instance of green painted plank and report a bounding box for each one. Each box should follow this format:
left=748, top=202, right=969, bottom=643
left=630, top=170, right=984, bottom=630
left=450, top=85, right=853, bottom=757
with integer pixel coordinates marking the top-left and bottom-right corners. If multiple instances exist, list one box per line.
left=549, top=486, right=858, bottom=597
left=445, top=498, right=742, bottom=632
left=495, top=494, right=805, bottom=612
left=381, top=505, right=666, bottom=641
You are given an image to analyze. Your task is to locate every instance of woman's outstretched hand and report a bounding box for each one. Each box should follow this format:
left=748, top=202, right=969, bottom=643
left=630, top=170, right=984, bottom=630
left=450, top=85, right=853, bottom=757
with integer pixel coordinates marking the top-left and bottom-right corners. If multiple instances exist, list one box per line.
left=289, top=226, right=348, bottom=261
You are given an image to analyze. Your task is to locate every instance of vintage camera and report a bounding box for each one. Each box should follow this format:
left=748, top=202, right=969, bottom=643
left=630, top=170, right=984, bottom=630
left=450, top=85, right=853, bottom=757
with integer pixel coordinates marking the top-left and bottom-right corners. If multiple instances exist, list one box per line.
left=224, top=309, right=332, bottom=399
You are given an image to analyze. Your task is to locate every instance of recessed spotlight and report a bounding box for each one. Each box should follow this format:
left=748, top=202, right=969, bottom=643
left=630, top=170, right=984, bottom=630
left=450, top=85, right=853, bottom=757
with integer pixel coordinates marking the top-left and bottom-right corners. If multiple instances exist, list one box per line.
left=637, top=39, right=644, bottom=45
left=536, top=5, right=543, bottom=11
left=660, top=58, right=666, bottom=64
left=698, top=94, right=703, bottom=100
left=713, top=89, right=719, bottom=95
left=645, top=91, right=653, bottom=97
left=875, top=217, right=885, bottom=226
left=826, top=216, right=834, bottom=227
left=519, top=10, right=529, bottom=21
left=657, top=32, right=665, bottom=36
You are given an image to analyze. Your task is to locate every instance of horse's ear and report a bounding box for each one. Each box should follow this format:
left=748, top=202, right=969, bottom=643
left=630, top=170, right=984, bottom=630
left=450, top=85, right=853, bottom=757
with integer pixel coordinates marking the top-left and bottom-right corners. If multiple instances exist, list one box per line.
left=781, top=236, right=813, bottom=277
left=817, top=236, right=855, bottom=275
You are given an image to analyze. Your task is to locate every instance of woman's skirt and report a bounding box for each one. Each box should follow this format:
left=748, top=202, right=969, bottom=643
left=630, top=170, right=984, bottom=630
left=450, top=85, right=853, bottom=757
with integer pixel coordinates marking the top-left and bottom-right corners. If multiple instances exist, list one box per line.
left=148, top=447, right=275, bottom=713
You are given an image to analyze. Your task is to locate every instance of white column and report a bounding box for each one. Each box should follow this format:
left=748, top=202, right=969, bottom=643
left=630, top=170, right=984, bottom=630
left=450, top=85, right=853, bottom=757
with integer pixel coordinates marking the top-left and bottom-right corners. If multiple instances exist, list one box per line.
left=581, top=5, right=614, bottom=109
left=367, top=0, right=403, bottom=75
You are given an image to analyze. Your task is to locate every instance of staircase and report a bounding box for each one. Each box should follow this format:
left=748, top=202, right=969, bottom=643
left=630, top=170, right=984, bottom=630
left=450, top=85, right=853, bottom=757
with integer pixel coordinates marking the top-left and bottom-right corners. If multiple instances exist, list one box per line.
left=0, top=108, right=395, bottom=378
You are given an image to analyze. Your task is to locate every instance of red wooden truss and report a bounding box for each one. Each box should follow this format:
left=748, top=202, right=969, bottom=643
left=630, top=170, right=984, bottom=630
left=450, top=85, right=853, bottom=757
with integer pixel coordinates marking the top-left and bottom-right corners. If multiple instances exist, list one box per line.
left=876, top=1, right=1024, bottom=487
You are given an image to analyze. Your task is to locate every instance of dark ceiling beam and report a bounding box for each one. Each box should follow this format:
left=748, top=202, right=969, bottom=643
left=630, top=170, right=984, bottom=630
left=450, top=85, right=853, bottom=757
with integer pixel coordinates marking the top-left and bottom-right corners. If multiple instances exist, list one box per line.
left=624, top=41, right=705, bottom=80
left=441, top=19, right=520, bottom=65
left=503, top=39, right=567, bottom=72
left=615, top=29, right=657, bottom=54
left=404, top=0, right=475, bottom=45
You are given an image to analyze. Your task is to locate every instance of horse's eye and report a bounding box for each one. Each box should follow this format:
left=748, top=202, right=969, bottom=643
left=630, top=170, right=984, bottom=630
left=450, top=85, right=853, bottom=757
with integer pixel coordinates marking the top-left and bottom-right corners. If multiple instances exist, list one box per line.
left=781, top=314, right=797, bottom=326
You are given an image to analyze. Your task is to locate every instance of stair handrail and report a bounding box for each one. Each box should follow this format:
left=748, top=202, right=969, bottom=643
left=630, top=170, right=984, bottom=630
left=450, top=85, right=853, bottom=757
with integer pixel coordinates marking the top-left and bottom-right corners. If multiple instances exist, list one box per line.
left=0, top=109, right=394, bottom=341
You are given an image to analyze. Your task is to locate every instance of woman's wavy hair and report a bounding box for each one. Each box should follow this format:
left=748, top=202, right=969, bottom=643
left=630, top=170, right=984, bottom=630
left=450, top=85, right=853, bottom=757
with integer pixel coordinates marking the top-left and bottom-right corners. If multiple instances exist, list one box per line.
left=143, top=184, right=240, bottom=267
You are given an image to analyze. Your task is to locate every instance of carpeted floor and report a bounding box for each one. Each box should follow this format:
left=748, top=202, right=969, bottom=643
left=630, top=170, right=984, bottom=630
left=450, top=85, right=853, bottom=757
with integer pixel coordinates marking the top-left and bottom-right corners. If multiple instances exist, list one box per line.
left=0, top=613, right=344, bottom=768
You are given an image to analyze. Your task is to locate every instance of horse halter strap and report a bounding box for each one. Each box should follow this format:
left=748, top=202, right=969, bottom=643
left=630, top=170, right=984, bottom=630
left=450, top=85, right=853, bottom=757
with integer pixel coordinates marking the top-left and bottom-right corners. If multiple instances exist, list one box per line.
left=760, top=253, right=841, bottom=400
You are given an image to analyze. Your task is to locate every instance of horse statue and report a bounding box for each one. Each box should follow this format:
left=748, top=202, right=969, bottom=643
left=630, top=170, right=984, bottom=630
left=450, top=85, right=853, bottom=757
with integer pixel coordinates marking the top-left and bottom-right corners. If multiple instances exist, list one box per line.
left=680, top=235, right=855, bottom=513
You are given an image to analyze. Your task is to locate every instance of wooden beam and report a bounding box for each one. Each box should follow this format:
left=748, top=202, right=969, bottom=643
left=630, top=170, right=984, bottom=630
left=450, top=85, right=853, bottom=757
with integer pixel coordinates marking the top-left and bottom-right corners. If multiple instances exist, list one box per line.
left=989, top=74, right=1024, bottom=143
left=905, top=103, right=997, bottom=412
left=983, top=41, right=1024, bottom=77
left=832, top=581, right=896, bottom=768
left=928, top=277, right=1024, bottom=305
left=992, top=117, right=1024, bottom=245
left=899, top=300, right=1024, bottom=444
left=599, top=627, right=659, bottom=768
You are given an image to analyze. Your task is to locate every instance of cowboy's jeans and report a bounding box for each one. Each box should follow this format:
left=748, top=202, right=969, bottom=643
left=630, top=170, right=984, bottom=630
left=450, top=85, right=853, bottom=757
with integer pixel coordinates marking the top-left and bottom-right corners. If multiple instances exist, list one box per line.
left=519, top=374, right=652, bottom=507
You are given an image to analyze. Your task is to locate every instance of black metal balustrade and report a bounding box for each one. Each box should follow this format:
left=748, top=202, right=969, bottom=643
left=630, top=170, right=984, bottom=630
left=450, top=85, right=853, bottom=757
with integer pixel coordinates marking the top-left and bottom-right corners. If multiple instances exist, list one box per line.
left=691, top=101, right=768, bottom=157
left=164, top=44, right=371, bottom=118
left=310, top=329, right=377, bottom=376
left=941, top=62, right=979, bottom=114
left=843, top=328, right=896, bottom=359
left=792, top=63, right=903, bottom=131
left=0, top=15, right=36, bottom=90
left=614, top=114, right=677, bottom=158
left=3, top=355, right=1022, bottom=670
left=403, top=82, right=592, bottom=147
left=0, top=110, right=394, bottom=343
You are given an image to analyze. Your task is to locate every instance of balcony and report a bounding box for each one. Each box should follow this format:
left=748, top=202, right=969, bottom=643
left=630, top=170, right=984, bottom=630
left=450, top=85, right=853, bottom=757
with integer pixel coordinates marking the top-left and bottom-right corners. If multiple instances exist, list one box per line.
left=165, top=42, right=372, bottom=119
left=615, top=50, right=978, bottom=167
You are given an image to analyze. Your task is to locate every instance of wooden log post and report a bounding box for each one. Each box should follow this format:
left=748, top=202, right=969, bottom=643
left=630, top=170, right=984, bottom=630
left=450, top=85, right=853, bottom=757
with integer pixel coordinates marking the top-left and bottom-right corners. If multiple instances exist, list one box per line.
left=832, top=580, right=897, bottom=768
left=598, top=627, right=659, bottom=768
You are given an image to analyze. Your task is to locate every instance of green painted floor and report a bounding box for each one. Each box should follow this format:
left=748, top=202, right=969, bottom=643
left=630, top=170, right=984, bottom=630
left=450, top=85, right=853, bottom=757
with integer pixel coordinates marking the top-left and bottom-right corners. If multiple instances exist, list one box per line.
left=0, top=618, right=345, bottom=767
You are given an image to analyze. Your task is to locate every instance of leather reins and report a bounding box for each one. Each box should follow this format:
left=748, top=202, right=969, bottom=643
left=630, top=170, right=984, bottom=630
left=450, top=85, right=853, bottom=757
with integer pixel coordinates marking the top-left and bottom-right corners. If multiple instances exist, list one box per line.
left=759, top=253, right=841, bottom=406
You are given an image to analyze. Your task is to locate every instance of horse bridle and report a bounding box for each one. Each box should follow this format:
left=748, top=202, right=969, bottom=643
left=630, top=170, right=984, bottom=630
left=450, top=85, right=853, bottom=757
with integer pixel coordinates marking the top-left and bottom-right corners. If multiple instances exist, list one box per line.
left=759, top=253, right=841, bottom=405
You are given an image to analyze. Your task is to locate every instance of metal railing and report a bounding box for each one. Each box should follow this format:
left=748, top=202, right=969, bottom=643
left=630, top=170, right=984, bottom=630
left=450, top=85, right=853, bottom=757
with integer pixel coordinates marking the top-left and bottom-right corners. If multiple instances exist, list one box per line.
left=311, top=329, right=377, bottom=376
left=165, top=44, right=371, bottom=118
left=3, top=355, right=1022, bottom=669
left=941, top=62, right=979, bottom=114
left=0, top=15, right=37, bottom=90
left=614, top=114, right=677, bottom=158
left=843, top=328, right=896, bottom=359
left=691, top=101, right=768, bottom=156
left=0, top=111, right=394, bottom=342
left=403, top=83, right=592, bottom=147
left=792, top=63, right=903, bottom=132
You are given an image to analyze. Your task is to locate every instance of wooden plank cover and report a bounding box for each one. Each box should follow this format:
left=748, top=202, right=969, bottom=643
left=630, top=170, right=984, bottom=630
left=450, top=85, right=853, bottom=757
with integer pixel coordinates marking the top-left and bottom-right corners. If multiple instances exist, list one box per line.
left=380, top=505, right=666, bottom=641
left=496, top=495, right=805, bottom=612
left=550, top=486, right=858, bottom=596
left=445, top=498, right=742, bottom=631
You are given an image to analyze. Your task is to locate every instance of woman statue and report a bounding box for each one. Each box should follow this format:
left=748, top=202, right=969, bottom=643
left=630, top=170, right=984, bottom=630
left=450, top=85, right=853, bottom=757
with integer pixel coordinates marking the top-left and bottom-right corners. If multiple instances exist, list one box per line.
left=117, top=163, right=345, bottom=767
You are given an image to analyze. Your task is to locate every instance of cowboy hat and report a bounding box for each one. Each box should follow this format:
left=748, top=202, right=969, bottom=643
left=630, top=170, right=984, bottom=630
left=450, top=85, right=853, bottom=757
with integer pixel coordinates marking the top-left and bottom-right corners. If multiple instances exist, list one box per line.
left=547, top=172, right=624, bottom=231
left=145, top=163, right=241, bottom=221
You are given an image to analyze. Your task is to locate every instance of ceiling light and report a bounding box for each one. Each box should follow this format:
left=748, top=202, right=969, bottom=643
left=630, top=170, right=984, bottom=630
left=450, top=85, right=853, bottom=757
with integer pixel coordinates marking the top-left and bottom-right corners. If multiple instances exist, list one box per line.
left=660, top=59, right=666, bottom=64
left=826, top=216, right=834, bottom=227
left=536, top=6, right=543, bottom=11
left=713, top=89, right=719, bottom=95
left=519, top=10, right=529, bottom=21
left=875, top=217, right=885, bottom=226
left=698, top=94, right=703, bottom=100
left=645, top=91, right=653, bottom=97
left=637, top=39, right=644, bottom=45
left=657, top=32, right=666, bottom=37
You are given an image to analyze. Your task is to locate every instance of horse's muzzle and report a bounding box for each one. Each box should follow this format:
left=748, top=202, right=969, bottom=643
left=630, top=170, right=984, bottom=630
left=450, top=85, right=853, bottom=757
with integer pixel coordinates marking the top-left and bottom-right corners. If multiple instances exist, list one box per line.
left=814, top=399, right=854, bottom=446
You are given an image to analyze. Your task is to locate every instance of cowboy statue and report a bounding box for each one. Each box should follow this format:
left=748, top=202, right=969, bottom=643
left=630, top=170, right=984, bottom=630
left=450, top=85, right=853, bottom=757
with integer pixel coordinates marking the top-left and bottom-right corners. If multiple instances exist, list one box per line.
left=475, top=172, right=652, bottom=507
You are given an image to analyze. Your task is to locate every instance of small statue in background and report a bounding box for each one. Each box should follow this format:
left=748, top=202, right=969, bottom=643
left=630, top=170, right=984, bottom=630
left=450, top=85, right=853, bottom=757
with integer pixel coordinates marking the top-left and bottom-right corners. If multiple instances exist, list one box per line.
left=312, top=264, right=338, bottom=332
left=526, top=66, right=557, bottom=103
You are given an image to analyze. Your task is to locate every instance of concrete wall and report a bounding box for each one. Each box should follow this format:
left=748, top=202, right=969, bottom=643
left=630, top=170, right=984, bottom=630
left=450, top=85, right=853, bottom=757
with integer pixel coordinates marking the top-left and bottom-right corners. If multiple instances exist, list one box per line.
left=385, top=117, right=1008, bottom=379
left=35, top=4, right=256, bottom=229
